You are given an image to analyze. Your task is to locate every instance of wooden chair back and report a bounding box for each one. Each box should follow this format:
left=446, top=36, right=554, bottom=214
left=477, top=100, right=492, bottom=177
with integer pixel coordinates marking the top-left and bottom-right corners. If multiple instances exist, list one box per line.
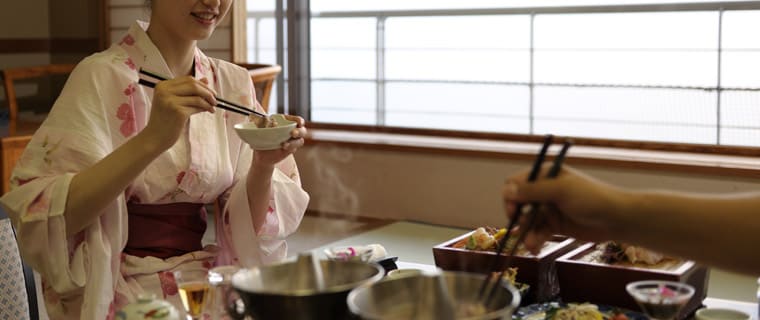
left=236, top=63, right=282, bottom=113
left=2, top=64, right=76, bottom=135
left=1, top=136, right=32, bottom=194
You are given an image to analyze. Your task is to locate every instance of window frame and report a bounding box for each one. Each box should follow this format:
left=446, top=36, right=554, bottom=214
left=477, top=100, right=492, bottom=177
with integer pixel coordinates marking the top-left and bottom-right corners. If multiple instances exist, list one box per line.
left=238, top=1, right=760, bottom=171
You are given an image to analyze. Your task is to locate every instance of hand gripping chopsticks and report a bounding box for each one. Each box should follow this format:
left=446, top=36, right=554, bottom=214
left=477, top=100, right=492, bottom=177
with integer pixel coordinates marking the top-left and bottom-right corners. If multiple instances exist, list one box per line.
left=137, top=68, right=268, bottom=119
left=478, top=136, right=573, bottom=306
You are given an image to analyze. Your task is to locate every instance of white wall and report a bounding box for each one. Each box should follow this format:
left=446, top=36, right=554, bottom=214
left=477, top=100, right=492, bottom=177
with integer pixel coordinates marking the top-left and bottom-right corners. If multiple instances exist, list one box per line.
left=297, top=144, right=760, bottom=228
left=295, top=143, right=760, bottom=302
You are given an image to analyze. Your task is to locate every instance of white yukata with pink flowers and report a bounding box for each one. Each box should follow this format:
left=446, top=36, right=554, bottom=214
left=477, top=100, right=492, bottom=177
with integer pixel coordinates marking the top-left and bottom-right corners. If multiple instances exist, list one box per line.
left=0, top=21, right=309, bottom=320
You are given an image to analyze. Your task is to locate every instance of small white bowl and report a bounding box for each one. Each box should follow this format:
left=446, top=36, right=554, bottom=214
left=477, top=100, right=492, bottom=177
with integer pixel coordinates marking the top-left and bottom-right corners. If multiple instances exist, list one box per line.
left=695, top=308, right=750, bottom=320
left=234, top=114, right=296, bottom=150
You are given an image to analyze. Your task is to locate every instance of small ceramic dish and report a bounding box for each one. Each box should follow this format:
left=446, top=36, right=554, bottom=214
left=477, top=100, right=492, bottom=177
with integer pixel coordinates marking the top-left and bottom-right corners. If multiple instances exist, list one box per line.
left=234, top=114, right=296, bottom=150
left=695, top=308, right=751, bottom=320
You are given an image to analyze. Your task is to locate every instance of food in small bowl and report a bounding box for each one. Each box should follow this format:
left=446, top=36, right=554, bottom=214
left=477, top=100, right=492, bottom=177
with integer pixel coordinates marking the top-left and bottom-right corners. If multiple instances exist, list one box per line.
left=234, top=114, right=296, bottom=150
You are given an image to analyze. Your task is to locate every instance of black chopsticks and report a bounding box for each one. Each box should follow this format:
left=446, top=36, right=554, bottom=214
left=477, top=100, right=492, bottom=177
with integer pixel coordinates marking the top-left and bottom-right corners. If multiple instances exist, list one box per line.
left=478, top=135, right=573, bottom=306
left=137, top=68, right=268, bottom=118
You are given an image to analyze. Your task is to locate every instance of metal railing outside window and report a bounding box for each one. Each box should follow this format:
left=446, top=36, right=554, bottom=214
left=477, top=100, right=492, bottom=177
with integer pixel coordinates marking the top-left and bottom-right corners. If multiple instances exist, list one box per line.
left=248, top=2, right=760, bottom=148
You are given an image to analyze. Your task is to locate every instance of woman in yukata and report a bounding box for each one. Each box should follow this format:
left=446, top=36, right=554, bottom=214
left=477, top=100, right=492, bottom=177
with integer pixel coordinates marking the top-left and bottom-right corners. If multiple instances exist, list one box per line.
left=0, top=0, right=310, bottom=318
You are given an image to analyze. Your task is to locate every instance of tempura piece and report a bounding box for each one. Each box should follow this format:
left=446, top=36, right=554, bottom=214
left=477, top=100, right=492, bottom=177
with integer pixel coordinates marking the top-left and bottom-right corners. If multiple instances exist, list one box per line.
left=624, top=245, right=664, bottom=265
left=467, top=227, right=496, bottom=250
left=601, top=241, right=664, bottom=265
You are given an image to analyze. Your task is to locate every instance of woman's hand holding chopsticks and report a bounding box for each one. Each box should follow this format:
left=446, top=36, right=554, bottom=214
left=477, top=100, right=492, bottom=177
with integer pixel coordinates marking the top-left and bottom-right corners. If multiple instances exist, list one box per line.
left=142, top=76, right=218, bottom=150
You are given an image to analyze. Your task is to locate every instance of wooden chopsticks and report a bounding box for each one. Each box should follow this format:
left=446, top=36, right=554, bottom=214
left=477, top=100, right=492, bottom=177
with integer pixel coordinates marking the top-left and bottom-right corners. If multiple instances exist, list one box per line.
left=478, top=135, right=573, bottom=305
left=137, top=68, right=268, bottom=118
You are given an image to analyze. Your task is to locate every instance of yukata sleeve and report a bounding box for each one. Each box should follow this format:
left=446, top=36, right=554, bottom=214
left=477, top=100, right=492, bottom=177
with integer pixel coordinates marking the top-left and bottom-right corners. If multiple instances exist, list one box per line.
left=215, top=76, right=309, bottom=267
left=0, top=57, right=128, bottom=317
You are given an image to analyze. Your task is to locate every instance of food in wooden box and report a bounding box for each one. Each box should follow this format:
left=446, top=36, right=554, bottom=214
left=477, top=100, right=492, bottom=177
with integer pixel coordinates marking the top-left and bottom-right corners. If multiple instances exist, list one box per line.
left=599, top=242, right=666, bottom=266
left=555, top=243, right=708, bottom=320
left=451, top=226, right=552, bottom=255
left=582, top=242, right=683, bottom=271
left=434, top=228, right=578, bottom=303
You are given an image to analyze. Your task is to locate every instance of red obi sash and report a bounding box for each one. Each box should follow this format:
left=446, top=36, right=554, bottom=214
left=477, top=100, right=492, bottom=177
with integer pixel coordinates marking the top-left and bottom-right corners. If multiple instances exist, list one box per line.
left=124, top=202, right=207, bottom=259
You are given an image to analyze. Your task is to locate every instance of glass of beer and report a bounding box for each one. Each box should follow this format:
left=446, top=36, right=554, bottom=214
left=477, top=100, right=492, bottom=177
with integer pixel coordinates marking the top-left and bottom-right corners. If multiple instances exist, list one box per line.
left=173, top=269, right=211, bottom=320
left=207, top=265, right=241, bottom=320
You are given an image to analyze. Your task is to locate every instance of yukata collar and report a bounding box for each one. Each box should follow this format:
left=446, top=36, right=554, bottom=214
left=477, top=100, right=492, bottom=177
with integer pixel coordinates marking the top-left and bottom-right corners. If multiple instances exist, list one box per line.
left=121, top=20, right=221, bottom=202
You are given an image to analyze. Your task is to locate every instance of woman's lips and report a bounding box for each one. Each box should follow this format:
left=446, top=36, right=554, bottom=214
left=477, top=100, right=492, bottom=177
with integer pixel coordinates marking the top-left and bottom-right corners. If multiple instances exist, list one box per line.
left=191, top=12, right=217, bottom=26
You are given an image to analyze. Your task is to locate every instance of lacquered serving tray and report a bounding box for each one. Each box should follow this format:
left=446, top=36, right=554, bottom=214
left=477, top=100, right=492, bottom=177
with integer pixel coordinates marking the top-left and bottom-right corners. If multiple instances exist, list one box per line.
left=432, top=231, right=579, bottom=303
left=555, top=242, right=709, bottom=320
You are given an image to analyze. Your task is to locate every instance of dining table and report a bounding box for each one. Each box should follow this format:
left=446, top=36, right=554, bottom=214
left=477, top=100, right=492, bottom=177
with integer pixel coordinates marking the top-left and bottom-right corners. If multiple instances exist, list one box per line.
left=303, top=220, right=759, bottom=320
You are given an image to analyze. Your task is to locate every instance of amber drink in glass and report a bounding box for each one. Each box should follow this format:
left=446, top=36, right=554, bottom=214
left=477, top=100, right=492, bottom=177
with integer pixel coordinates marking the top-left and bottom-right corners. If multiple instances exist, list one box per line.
left=174, top=269, right=210, bottom=320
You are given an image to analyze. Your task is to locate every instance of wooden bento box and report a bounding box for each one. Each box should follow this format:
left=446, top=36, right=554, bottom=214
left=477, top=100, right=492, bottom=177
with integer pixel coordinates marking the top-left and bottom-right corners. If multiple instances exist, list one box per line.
left=432, top=231, right=579, bottom=303
left=555, top=242, right=709, bottom=320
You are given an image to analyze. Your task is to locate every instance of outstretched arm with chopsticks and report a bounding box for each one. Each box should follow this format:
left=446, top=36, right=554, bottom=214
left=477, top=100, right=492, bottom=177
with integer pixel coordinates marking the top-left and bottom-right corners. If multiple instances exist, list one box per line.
left=503, top=165, right=760, bottom=276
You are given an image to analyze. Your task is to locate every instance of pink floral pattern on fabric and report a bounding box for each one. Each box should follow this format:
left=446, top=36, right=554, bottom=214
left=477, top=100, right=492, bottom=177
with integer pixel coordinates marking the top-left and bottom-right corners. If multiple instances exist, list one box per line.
left=176, top=171, right=186, bottom=185
left=124, top=58, right=136, bottom=70
left=14, top=176, right=36, bottom=187
left=123, top=84, right=136, bottom=96
left=116, top=103, right=136, bottom=137
left=158, top=271, right=178, bottom=298
left=194, top=56, right=205, bottom=75
left=106, top=301, right=116, bottom=320
left=182, top=169, right=200, bottom=188
left=113, top=291, right=129, bottom=311
left=68, top=231, right=85, bottom=260
left=210, top=64, right=218, bottom=85
left=257, top=204, right=280, bottom=237
left=27, top=191, right=50, bottom=217
left=42, top=283, right=60, bottom=305
left=119, top=34, right=135, bottom=46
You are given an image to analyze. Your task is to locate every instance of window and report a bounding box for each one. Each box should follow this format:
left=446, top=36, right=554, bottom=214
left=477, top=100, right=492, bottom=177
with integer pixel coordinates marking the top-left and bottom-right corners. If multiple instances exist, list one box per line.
left=246, top=0, right=280, bottom=112
left=247, top=1, right=760, bottom=148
